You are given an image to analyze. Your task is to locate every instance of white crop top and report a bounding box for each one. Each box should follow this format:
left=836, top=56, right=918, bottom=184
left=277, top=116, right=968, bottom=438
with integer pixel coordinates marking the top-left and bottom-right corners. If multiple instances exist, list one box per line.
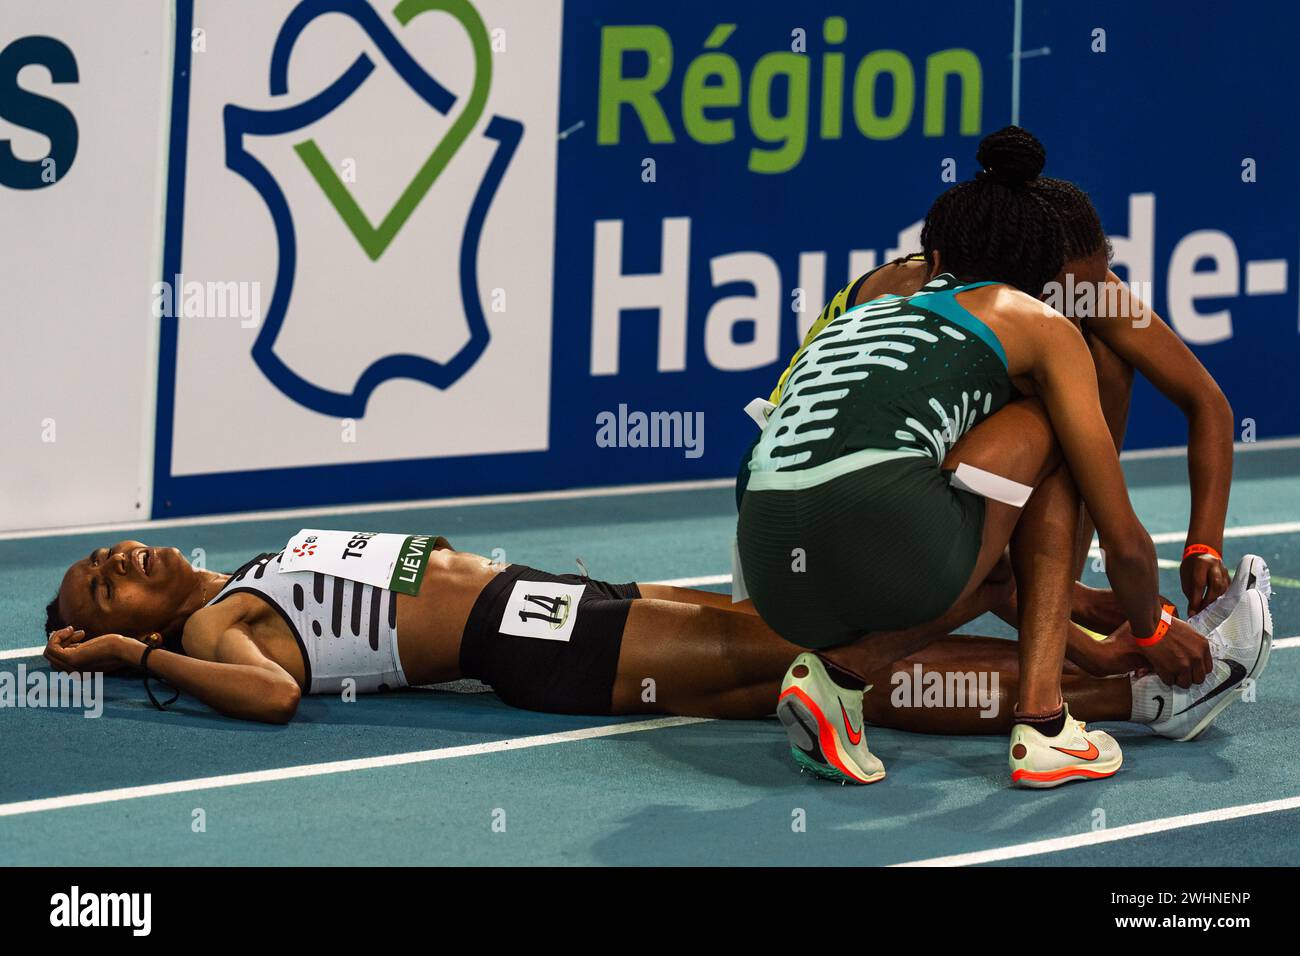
left=207, top=551, right=408, bottom=694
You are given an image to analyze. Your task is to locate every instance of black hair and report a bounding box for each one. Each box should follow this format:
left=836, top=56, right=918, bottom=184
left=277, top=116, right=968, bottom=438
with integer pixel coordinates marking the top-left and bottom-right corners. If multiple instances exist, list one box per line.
left=920, top=126, right=1065, bottom=296
left=44, top=593, right=65, bottom=637
left=1031, top=176, right=1108, bottom=263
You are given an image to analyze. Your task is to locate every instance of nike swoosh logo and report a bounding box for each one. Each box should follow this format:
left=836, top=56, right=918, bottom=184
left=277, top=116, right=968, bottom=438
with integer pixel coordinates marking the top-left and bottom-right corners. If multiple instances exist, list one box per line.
left=839, top=701, right=863, bottom=745
left=1051, top=739, right=1100, bottom=761
left=1153, top=695, right=1166, bottom=723
left=1174, top=659, right=1248, bottom=716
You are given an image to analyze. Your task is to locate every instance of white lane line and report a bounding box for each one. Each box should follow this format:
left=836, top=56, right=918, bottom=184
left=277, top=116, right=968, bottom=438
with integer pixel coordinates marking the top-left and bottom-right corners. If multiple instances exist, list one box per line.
left=1119, top=435, right=1300, bottom=461
left=0, top=716, right=711, bottom=819
left=1190, top=520, right=1300, bottom=541
left=650, top=573, right=733, bottom=588
left=0, top=477, right=735, bottom=541
left=1089, top=520, right=1300, bottom=555
left=3, top=638, right=1298, bottom=816
left=894, top=794, right=1300, bottom=867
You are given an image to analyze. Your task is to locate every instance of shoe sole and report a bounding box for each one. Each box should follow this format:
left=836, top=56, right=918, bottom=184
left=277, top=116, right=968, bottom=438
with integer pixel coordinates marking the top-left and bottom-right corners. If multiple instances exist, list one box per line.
left=1179, top=589, right=1273, bottom=742
left=776, top=692, right=885, bottom=786
left=1011, top=758, right=1122, bottom=789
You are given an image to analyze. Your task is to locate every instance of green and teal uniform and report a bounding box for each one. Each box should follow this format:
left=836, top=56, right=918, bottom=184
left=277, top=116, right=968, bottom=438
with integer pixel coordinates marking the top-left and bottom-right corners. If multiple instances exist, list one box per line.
left=766, top=256, right=929, bottom=408
left=736, top=273, right=1014, bottom=649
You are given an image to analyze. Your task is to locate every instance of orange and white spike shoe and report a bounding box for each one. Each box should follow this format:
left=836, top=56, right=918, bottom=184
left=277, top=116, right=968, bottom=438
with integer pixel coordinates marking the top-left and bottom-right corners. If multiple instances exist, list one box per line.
left=777, top=653, right=885, bottom=785
left=1009, top=705, right=1122, bottom=789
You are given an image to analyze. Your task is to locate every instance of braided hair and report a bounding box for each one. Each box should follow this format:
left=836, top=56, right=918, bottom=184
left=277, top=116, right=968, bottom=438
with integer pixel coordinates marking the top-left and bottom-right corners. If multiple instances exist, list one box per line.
left=920, top=126, right=1065, bottom=296
left=1031, top=176, right=1108, bottom=263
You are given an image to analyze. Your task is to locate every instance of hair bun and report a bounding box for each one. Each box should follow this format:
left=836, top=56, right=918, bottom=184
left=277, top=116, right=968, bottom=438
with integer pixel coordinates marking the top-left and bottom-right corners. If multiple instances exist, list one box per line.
left=975, top=126, right=1046, bottom=186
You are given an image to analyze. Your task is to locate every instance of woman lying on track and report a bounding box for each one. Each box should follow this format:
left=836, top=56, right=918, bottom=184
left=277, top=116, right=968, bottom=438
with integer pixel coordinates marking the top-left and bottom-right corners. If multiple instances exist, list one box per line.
left=40, top=537, right=1268, bottom=756
left=734, top=126, right=1255, bottom=788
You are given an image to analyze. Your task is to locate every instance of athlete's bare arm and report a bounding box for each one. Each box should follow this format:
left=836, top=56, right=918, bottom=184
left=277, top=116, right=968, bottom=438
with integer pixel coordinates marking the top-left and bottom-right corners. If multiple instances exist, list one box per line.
left=1087, top=270, right=1233, bottom=611
left=44, top=612, right=302, bottom=724
left=981, top=289, right=1212, bottom=685
left=987, top=289, right=1157, bottom=624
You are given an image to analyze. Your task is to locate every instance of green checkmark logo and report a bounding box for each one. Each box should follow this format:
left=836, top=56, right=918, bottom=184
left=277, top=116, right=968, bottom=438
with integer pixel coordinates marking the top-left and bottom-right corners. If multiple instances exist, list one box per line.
left=293, top=0, right=492, bottom=261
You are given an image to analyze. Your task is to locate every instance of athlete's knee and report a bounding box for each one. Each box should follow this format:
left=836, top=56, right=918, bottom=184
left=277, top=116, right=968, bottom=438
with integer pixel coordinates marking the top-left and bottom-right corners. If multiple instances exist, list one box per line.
left=944, top=396, right=1059, bottom=481
left=1011, top=398, right=1061, bottom=471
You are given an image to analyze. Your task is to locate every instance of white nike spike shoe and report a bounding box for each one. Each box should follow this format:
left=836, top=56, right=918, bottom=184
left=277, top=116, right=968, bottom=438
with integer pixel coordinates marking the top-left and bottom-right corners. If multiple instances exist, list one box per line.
left=777, top=653, right=885, bottom=785
left=1144, top=588, right=1273, bottom=742
left=1188, top=554, right=1271, bottom=634
left=1009, top=704, right=1122, bottom=788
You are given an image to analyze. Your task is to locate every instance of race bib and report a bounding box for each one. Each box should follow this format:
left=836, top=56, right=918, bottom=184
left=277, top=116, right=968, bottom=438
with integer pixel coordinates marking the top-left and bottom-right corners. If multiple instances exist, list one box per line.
left=498, top=579, right=586, bottom=642
left=744, top=396, right=776, bottom=428
left=279, top=529, right=435, bottom=595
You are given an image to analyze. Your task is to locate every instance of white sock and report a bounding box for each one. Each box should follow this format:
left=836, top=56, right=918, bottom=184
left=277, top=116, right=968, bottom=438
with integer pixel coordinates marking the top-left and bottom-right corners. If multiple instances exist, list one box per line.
left=1129, top=673, right=1166, bottom=724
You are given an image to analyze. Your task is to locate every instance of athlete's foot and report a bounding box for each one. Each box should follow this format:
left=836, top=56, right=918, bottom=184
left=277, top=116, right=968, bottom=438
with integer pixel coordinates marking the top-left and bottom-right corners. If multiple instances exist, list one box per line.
left=777, top=653, right=885, bottom=785
left=1009, top=705, right=1122, bottom=789
left=1187, top=554, right=1271, bottom=634
left=1137, top=588, right=1273, bottom=742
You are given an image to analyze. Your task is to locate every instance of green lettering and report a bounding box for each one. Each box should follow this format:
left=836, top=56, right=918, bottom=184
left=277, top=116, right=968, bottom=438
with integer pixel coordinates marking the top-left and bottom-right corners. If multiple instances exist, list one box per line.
left=924, top=48, right=981, bottom=136
left=748, top=52, right=809, bottom=174
left=820, top=17, right=847, bottom=139
left=682, top=51, right=740, bottom=144
left=853, top=50, right=914, bottom=140
left=597, top=26, right=675, bottom=144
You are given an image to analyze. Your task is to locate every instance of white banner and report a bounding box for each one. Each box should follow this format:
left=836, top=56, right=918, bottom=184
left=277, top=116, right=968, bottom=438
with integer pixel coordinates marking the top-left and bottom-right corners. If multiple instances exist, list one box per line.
left=0, top=2, right=171, bottom=530
left=167, top=0, right=562, bottom=476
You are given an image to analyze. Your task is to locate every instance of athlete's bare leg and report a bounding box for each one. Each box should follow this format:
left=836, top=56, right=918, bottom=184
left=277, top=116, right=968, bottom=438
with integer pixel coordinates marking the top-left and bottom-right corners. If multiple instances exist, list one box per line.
left=637, top=585, right=759, bottom=615
left=609, top=595, right=1134, bottom=728
left=610, top=599, right=794, bottom=717
left=1007, top=460, right=1080, bottom=715
left=860, top=636, right=1132, bottom=734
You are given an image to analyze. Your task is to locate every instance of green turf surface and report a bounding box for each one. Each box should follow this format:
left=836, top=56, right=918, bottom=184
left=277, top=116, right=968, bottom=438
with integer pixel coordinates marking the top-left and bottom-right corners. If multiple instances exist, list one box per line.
left=1, top=447, right=1296, bottom=866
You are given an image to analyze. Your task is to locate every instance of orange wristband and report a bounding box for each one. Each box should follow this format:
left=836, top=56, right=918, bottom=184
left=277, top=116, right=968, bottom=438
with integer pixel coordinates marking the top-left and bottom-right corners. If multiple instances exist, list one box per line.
left=1183, top=544, right=1221, bottom=561
left=1134, top=601, right=1177, bottom=646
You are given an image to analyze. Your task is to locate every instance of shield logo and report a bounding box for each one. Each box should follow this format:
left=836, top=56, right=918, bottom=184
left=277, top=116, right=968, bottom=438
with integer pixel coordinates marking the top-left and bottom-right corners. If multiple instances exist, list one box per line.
left=223, top=0, right=522, bottom=417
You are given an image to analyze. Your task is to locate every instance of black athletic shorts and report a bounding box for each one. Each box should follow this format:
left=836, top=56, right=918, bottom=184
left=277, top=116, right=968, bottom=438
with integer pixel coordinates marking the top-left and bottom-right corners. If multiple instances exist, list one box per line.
left=458, top=564, right=641, bottom=715
left=737, top=456, right=984, bottom=649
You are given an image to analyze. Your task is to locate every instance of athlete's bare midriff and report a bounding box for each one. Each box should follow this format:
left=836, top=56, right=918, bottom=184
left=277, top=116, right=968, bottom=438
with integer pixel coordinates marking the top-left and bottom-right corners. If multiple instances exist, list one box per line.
left=188, top=546, right=504, bottom=689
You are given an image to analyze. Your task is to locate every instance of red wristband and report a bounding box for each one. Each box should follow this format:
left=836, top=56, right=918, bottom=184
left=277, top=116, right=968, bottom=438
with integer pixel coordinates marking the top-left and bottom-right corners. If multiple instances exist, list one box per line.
left=1134, top=601, right=1177, bottom=646
left=1183, top=543, right=1221, bottom=561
